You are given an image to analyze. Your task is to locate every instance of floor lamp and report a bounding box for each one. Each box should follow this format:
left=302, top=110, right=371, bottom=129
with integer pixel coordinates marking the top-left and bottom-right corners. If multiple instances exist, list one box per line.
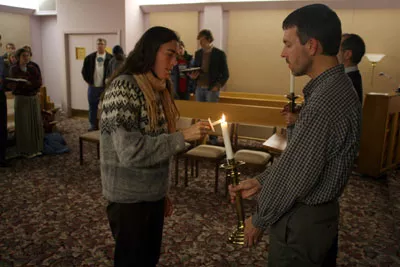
left=365, top=53, right=385, bottom=87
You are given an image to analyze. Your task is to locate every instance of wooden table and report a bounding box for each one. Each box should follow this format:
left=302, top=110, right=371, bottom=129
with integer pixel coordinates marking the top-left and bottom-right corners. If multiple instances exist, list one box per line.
left=263, top=132, right=287, bottom=155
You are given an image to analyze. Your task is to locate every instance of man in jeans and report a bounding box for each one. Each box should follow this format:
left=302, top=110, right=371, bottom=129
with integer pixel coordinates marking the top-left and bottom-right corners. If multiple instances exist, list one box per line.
left=81, top=38, right=112, bottom=131
left=189, top=29, right=229, bottom=103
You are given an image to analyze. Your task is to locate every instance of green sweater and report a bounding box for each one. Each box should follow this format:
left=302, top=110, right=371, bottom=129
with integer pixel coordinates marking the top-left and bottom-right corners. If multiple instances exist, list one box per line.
left=100, top=74, right=185, bottom=203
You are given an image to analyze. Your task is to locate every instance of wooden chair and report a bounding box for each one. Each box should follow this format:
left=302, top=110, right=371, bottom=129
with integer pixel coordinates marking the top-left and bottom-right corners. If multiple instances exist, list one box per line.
left=233, top=123, right=275, bottom=172
left=79, top=130, right=100, bottom=165
left=182, top=122, right=234, bottom=193
left=174, top=117, right=195, bottom=185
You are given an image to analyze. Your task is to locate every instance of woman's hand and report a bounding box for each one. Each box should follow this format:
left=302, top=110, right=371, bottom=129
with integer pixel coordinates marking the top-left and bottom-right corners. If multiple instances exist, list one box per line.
left=181, top=122, right=210, bottom=142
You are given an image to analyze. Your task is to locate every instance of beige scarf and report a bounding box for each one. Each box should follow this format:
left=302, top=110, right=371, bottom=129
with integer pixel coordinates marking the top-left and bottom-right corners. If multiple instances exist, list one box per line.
left=133, top=72, right=179, bottom=133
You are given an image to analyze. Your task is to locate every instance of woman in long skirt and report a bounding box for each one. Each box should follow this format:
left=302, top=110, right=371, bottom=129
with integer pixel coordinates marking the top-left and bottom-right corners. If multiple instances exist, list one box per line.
left=9, top=48, right=43, bottom=158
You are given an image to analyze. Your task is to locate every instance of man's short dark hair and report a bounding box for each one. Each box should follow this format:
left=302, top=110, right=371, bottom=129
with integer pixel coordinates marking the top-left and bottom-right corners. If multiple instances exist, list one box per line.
left=282, top=4, right=342, bottom=56
left=197, top=29, right=214, bottom=43
left=341, top=33, right=366, bottom=65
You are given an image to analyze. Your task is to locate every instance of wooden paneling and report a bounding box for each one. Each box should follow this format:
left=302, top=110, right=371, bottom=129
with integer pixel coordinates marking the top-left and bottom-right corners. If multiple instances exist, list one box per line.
left=357, top=93, right=400, bottom=177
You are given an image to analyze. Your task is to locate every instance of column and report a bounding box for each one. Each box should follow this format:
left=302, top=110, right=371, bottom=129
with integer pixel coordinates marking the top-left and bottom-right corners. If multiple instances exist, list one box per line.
left=202, top=5, right=223, bottom=49
left=125, top=0, right=144, bottom=51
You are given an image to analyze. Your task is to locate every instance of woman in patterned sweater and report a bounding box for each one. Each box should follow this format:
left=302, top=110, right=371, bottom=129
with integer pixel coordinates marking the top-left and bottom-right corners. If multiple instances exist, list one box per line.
left=101, top=26, right=209, bottom=266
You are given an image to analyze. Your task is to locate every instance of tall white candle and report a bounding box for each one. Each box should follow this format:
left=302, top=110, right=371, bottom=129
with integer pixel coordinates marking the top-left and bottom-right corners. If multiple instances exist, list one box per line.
left=290, top=73, right=295, bottom=94
left=220, top=114, right=234, bottom=160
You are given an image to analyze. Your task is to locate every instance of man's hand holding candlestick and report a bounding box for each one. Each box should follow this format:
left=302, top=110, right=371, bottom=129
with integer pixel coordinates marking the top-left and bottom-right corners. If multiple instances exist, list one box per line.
left=228, top=178, right=261, bottom=204
left=281, top=103, right=302, bottom=126
left=229, top=179, right=263, bottom=247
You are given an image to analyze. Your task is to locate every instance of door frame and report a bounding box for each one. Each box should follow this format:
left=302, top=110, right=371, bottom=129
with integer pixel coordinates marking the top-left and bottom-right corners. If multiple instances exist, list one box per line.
left=63, top=29, right=121, bottom=117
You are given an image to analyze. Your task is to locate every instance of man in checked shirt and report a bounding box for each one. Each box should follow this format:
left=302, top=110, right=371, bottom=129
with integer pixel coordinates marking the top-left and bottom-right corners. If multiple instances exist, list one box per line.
left=229, top=4, right=362, bottom=267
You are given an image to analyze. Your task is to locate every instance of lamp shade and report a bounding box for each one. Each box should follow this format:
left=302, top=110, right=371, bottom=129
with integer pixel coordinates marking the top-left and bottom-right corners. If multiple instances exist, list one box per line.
left=365, top=53, right=385, bottom=63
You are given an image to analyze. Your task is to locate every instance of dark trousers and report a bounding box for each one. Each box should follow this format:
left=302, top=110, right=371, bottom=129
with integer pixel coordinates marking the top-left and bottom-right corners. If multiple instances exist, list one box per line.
left=87, top=86, right=104, bottom=129
left=107, top=198, right=165, bottom=267
left=0, top=91, right=7, bottom=162
left=268, top=201, right=339, bottom=267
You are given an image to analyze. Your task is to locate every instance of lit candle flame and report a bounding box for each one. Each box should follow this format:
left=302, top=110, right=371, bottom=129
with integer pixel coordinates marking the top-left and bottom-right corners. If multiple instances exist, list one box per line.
left=221, top=114, right=226, bottom=123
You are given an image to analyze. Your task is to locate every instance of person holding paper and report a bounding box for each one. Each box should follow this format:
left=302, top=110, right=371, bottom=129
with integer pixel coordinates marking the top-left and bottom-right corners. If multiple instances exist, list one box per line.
left=229, top=4, right=362, bottom=266
left=9, top=48, right=43, bottom=158
left=189, top=29, right=229, bottom=103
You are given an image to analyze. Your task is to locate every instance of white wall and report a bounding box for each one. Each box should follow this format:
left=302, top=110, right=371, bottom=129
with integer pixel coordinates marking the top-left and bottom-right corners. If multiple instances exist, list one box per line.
left=0, top=0, right=37, bottom=9
left=125, top=0, right=143, bottom=51
left=55, top=0, right=125, bottom=112
left=29, top=15, right=42, bottom=69
left=202, top=5, right=223, bottom=49
left=40, top=15, right=61, bottom=106
left=0, top=11, right=31, bottom=54
left=148, top=11, right=198, bottom=54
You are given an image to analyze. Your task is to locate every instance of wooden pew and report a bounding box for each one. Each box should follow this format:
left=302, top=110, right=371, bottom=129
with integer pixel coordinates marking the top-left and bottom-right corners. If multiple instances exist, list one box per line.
left=220, top=91, right=295, bottom=101
left=6, top=87, right=59, bottom=133
left=216, top=92, right=304, bottom=107
left=6, top=92, right=15, bottom=132
left=218, top=95, right=287, bottom=107
left=189, top=92, right=303, bottom=107
left=175, top=100, right=286, bottom=127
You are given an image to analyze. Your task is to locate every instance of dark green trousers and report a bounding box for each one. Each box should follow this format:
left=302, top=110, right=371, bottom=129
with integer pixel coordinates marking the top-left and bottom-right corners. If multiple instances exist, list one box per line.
left=268, top=201, right=339, bottom=267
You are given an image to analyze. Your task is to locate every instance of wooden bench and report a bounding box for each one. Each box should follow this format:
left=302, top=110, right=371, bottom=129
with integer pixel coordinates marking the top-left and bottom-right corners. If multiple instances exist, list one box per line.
left=220, top=91, right=297, bottom=101
left=219, top=96, right=287, bottom=107
left=79, top=130, right=100, bottom=165
left=6, top=92, right=15, bottom=133
left=6, top=87, right=58, bottom=133
left=175, top=100, right=286, bottom=127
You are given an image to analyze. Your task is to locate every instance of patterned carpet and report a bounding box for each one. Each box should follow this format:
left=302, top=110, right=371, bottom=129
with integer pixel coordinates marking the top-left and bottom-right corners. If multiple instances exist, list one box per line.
left=0, top=117, right=399, bottom=267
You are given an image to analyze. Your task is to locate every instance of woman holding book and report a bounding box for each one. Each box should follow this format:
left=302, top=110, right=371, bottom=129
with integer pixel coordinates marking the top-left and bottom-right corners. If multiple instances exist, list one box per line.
left=9, top=48, right=43, bottom=158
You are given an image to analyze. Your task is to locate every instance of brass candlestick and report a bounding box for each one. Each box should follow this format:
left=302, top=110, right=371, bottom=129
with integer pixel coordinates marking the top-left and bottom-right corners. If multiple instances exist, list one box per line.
left=286, top=92, right=299, bottom=112
left=221, top=158, right=245, bottom=244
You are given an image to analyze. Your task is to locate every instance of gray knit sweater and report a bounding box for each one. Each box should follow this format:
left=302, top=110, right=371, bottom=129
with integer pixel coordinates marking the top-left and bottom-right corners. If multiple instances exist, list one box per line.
left=100, top=74, right=186, bottom=203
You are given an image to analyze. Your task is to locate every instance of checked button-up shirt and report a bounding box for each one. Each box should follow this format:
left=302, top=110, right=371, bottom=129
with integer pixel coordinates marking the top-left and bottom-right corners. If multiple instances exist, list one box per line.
left=253, top=64, right=362, bottom=229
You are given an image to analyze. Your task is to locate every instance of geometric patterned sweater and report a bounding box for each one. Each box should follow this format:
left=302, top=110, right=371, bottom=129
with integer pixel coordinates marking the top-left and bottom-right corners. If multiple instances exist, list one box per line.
left=100, top=74, right=185, bottom=203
